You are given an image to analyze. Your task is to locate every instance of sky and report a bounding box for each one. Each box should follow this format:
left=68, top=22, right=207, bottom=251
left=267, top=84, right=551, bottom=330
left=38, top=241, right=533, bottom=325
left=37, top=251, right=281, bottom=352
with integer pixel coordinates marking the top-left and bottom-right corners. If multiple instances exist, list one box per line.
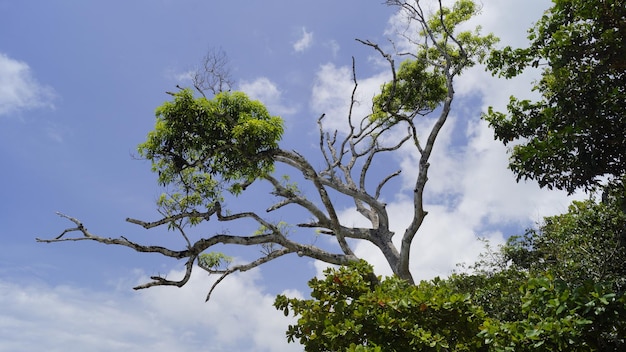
left=0, top=1, right=583, bottom=351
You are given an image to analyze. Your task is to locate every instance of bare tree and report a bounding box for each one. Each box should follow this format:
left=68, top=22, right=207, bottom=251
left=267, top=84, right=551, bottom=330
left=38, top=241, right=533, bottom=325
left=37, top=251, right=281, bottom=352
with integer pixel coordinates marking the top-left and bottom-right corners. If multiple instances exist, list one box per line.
left=191, top=47, right=233, bottom=97
left=37, top=0, right=496, bottom=300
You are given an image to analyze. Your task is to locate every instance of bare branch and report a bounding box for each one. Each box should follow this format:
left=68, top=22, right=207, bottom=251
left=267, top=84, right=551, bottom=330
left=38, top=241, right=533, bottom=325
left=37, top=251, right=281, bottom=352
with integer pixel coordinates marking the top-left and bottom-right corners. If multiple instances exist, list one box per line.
left=126, top=208, right=216, bottom=229
left=192, top=48, right=233, bottom=97
left=203, top=248, right=292, bottom=301
left=38, top=208, right=358, bottom=292
left=273, top=150, right=356, bottom=257
left=376, top=170, right=401, bottom=199
left=134, top=256, right=196, bottom=290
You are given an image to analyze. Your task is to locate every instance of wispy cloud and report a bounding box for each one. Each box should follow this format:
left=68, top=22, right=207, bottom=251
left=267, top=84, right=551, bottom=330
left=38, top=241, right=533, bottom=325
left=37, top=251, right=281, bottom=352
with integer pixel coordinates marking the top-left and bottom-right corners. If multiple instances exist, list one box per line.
left=309, top=0, right=577, bottom=280
left=293, top=27, right=314, bottom=53
left=309, top=63, right=389, bottom=132
left=239, top=77, right=298, bottom=116
left=0, top=268, right=301, bottom=352
left=325, top=40, right=340, bottom=58
left=0, top=53, right=56, bottom=117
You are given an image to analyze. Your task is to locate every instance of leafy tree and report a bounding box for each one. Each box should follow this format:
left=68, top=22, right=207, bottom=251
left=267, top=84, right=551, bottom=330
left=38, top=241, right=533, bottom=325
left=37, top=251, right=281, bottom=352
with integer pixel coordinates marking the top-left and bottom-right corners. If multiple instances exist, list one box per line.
left=477, top=194, right=626, bottom=350
left=504, top=199, right=626, bottom=291
left=37, top=0, right=496, bottom=297
left=468, top=193, right=626, bottom=350
left=480, top=274, right=626, bottom=352
left=279, top=194, right=626, bottom=351
left=483, top=0, right=626, bottom=193
left=275, top=261, right=487, bottom=352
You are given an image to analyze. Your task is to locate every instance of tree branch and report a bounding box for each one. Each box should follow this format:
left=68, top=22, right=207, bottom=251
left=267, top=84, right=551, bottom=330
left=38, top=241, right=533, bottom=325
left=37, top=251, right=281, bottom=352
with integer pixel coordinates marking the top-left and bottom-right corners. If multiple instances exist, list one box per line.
left=203, top=248, right=292, bottom=301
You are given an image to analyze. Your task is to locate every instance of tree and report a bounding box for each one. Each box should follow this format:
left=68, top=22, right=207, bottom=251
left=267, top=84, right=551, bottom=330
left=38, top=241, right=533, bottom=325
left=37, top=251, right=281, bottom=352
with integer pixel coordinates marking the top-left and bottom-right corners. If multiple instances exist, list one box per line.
left=37, top=0, right=496, bottom=299
left=476, top=194, right=626, bottom=351
left=278, top=195, right=626, bottom=351
left=275, top=260, right=487, bottom=352
left=504, top=199, right=626, bottom=291
left=483, top=0, right=626, bottom=193
left=479, top=273, right=626, bottom=351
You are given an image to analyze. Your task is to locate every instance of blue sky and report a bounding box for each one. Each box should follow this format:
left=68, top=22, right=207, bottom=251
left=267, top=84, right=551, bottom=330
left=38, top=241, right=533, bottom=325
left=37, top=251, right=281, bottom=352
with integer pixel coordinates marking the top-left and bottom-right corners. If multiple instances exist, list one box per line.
left=1, top=1, right=581, bottom=351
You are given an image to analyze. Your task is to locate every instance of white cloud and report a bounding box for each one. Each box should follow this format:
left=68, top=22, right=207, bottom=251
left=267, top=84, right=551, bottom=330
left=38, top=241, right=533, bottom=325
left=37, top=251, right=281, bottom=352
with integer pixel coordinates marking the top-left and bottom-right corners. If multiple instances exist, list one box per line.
left=313, top=112, right=578, bottom=281
left=325, top=40, right=340, bottom=58
left=0, top=53, right=56, bottom=117
left=0, top=268, right=302, bottom=352
left=239, top=77, right=298, bottom=116
left=310, top=0, right=581, bottom=281
left=310, top=63, right=389, bottom=132
left=172, top=69, right=195, bottom=83
left=293, top=27, right=313, bottom=53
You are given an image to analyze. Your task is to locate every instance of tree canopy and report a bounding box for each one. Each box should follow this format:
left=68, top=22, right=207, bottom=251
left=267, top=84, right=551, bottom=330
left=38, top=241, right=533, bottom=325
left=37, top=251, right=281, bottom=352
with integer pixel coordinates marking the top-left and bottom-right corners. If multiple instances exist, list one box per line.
left=139, top=89, right=284, bottom=213
left=275, top=261, right=487, bottom=351
left=278, top=194, right=626, bottom=351
left=38, top=0, right=496, bottom=296
left=35, top=0, right=626, bottom=350
left=484, top=0, right=626, bottom=193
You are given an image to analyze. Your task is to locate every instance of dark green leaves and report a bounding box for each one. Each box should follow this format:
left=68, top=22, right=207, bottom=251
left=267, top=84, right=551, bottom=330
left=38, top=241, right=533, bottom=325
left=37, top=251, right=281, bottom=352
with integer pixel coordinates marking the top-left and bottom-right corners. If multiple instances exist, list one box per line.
left=484, top=0, right=626, bottom=193
left=275, top=261, right=487, bottom=352
left=277, top=194, right=626, bottom=351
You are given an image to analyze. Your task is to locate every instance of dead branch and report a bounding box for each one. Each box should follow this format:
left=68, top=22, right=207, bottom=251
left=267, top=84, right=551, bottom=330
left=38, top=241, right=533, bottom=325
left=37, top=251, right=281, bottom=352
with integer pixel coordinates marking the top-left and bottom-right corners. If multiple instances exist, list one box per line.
left=203, top=248, right=292, bottom=301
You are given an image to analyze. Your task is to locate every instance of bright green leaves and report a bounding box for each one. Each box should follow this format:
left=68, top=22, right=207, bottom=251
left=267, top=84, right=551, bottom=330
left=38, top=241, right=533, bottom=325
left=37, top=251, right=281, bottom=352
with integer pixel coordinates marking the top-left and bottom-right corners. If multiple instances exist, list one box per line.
left=275, top=261, right=487, bottom=351
left=484, top=0, right=626, bottom=193
left=197, top=252, right=232, bottom=271
left=138, top=89, right=284, bottom=215
left=142, top=88, right=283, bottom=183
left=371, top=0, right=497, bottom=124
left=422, top=0, right=498, bottom=70
left=372, top=59, right=447, bottom=123
left=426, top=0, right=476, bottom=32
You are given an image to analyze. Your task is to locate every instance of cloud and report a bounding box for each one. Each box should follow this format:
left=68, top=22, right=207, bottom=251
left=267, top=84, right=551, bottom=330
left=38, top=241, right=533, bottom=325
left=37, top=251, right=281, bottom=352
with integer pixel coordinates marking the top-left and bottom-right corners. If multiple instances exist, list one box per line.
left=239, top=77, right=297, bottom=116
left=0, top=53, right=56, bottom=117
left=293, top=27, right=313, bottom=53
left=313, top=112, right=577, bottom=281
left=0, top=268, right=302, bottom=352
left=325, top=40, right=340, bottom=58
left=170, top=69, right=195, bottom=83
left=309, top=63, right=389, bottom=132
left=310, top=0, right=580, bottom=281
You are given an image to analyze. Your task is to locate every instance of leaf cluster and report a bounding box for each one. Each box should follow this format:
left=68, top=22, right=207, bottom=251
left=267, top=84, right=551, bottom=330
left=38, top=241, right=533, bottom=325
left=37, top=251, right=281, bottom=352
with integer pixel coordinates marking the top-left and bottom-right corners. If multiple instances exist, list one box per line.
left=275, top=260, right=487, bottom=352
left=138, top=89, right=284, bottom=212
left=505, top=199, right=626, bottom=291
left=278, top=195, right=626, bottom=351
left=481, top=275, right=626, bottom=351
left=372, top=0, right=497, bottom=125
left=484, top=0, right=626, bottom=193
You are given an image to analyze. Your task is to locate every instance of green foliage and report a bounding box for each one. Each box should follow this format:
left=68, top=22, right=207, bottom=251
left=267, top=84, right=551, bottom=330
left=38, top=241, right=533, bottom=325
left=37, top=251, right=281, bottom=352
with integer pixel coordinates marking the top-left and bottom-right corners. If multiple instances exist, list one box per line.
left=372, top=59, right=448, bottom=122
left=197, top=252, right=232, bottom=271
left=504, top=198, right=626, bottom=290
left=371, top=0, right=497, bottom=124
left=422, top=0, right=498, bottom=71
left=448, top=269, right=527, bottom=324
left=138, top=89, right=284, bottom=214
left=277, top=195, right=626, bottom=351
left=469, top=194, right=626, bottom=350
left=275, top=261, right=487, bottom=351
left=484, top=0, right=626, bottom=193
left=480, top=274, right=626, bottom=351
